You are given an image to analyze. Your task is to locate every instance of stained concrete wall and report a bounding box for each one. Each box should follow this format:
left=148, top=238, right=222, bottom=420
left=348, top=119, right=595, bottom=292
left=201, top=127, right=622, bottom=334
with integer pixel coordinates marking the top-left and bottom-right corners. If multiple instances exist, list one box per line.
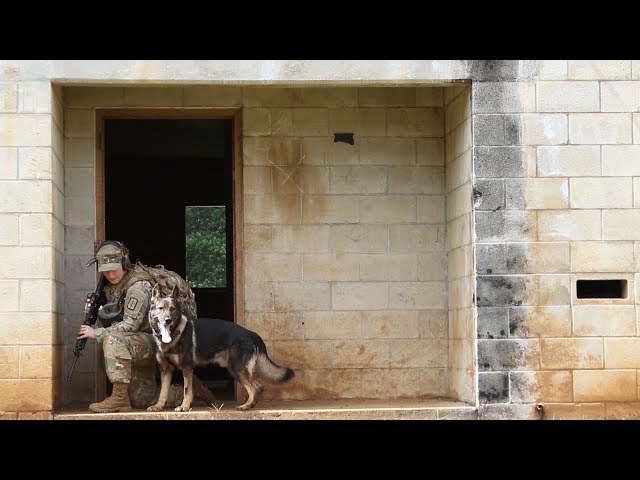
left=62, top=85, right=454, bottom=405
left=2, top=60, right=640, bottom=419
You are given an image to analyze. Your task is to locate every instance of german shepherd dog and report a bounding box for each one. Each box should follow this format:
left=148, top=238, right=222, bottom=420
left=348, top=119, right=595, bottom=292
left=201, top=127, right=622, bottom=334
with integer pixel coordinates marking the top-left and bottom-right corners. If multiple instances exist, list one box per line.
left=147, top=284, right=295, bottom=412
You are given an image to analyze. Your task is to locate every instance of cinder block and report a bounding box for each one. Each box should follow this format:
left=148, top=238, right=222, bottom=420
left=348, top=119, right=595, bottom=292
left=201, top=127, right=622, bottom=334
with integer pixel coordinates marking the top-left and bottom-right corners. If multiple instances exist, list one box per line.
left=537, top=60, right=568, bottom=80
left=361, top=368, right=420, bottom=397
left=473, top=82, right=536, bottom=114
left=574, top=369, right=636, bottom=402
left=477, top=338, right=541, bottom=370
left=603, top=209, right=640, bottom=240
left=331, top=166, right=387, bottom=194
left=0, top=379, right=52, bottom=410
left=271, top=224, right=329, bottom=253
left=389, top=166, right=445, bottom=194
left=303, top=253, right=360, bottom=281
left=0, top=114, right=51, bottom=145
left=538, top=209, right=601, bottom=241
left=243, top=312, right=303, bottom=340
left=509, top=306, right=572, bottom=338
left=360, top=196, right=416, bottom=224
left=601, top=81, right=640, bottom=112
left=334, top=339, right=389, bottom=367
left=477, top=307, right=508, bottom=339
left=538, top=145, right=601, bottom=177
left=358, top=87, right=416, bottom=107
left=386, top=108, right=444, bottom=137
left=478, top=371, right=509, bottom=403
left=302, top=195, right=357, bottom=223
left=571, top=177, right=632, bottom=208
left=244, top=194, right=301, bottom=224
left=360, top=137, right=416, bottom=165
left=329, top=108, right=386, bottom=136
left=0, top=147, right=18, bottom=179
left=602, top=145, right=640, bottom=176
left=0, top=82, right=18, bottom=112
left=244, top=252, right=300, bottom=281
left=537, top=81, right=599, bottom=112
left=474, top=146, right=532, bottom=177
left=242, top=108, right=271, bottom=136
left=331, top=224, right=387, bottom=253
left=571, top=241, right=634, bottom=272
left=541, top=338, right=603, bottom=369
left=510, top=370, right=573, bottom=403
left=520, top=113, right=568, bottom=145
left=389, top=338, right=447, bottom=367
left=361, top=253, right=418, bottom=281
left=303, top=311, right=362, bottom=339
left=569, top=113, right=632, bottom=144
left=574, top=305, right=636, bottom=336
left=568, top=60, right=632, bottom=80
left=417, top=87, right=444, bottom=107
left=389, top=281, right=446, bottom=309
left=362, top=311, right=420, bottom=338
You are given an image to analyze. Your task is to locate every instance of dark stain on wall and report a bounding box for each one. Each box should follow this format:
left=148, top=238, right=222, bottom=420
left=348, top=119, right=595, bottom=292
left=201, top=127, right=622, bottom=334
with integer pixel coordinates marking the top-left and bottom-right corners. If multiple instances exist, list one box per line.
left=478, top=338, right=537, bottom=371
left=473, top=179, right=505, bottom=211
left=479, top=371, right=509, bottom=403
left=474, top=146, right=528, bottom=178
left=467, top=60, right=519, bottom=82
left=476, top=275, right=532, bottom=307
left=476, top=243, right=507, bottom=275
left=477, top=306, right=508, bottom=339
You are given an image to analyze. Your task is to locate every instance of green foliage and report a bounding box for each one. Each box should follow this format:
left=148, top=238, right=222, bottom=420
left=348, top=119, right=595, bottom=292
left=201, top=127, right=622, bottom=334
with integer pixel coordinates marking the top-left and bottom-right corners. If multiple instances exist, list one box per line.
left=185, top=207, right=226, bottom=288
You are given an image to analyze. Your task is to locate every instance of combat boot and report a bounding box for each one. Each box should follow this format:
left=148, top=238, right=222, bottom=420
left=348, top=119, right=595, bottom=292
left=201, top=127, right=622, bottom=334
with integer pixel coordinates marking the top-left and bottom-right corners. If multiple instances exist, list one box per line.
left=89, top=382, right=132, bottom=413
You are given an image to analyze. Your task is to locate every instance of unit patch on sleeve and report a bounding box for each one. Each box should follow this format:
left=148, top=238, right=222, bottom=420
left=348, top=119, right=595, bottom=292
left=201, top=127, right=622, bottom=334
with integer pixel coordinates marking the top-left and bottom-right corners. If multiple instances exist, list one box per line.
left=124, top=288, right=147, bottom=318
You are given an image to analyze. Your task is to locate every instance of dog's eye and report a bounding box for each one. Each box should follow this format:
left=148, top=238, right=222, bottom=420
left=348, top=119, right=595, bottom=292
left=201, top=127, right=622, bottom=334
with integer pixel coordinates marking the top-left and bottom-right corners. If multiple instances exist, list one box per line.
left=169, top=306, right=175, bottom=312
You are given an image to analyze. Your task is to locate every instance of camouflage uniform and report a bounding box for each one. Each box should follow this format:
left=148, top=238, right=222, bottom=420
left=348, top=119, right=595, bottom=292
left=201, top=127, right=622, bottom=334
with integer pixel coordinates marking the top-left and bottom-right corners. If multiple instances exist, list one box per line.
left=88, top=243, right=205, bottom=412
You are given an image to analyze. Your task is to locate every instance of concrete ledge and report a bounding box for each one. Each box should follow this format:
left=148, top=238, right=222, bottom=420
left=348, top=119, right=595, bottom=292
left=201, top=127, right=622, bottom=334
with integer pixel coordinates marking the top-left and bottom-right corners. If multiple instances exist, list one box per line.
left=54, top=398, right=478, bottom=420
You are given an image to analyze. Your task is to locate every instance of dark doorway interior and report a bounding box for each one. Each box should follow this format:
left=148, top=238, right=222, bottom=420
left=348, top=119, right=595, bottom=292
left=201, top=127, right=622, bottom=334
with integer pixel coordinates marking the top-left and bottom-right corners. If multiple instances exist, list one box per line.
left=104, top=117, right=235, bottom=399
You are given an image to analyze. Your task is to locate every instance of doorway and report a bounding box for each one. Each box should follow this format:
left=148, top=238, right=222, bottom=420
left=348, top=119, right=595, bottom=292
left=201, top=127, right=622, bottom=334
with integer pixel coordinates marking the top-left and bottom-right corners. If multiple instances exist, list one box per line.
left=96, top=109, right=242, bottom=400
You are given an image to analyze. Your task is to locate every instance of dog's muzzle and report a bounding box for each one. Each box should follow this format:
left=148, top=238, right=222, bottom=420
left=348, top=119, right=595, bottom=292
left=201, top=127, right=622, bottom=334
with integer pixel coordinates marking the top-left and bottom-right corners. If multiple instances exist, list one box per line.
left=153, top=316, right=174, bottom=344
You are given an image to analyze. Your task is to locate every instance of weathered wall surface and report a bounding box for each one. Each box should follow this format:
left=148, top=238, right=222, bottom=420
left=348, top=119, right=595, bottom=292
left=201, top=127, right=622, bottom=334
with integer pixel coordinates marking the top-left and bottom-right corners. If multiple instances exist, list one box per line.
left=1, top=60, right=640, bottom=419
left=60, top=84, right=452, bottom=404
left=473, top=60, right=640, bottom=420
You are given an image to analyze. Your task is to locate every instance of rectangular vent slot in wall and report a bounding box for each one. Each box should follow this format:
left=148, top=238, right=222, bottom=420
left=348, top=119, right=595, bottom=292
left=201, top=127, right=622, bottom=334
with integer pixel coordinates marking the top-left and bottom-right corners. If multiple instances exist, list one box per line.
left=576, top=279, right=627, bottom=299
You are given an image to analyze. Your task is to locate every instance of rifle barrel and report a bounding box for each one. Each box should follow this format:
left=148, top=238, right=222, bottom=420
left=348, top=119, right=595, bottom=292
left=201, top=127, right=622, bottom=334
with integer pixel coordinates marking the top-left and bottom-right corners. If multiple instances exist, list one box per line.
left=66, top=354, right=80, bottom=381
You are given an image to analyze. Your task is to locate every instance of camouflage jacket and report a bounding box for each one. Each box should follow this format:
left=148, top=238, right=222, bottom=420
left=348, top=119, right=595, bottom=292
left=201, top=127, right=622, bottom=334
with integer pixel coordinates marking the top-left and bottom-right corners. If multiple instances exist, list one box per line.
left=93, top=270, right=153, bottom=344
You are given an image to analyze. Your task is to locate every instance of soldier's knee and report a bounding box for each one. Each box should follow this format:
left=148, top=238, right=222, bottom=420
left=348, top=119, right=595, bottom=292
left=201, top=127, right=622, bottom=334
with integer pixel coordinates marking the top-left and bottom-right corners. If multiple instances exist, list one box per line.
left=103, top=332, right=132, bottom=358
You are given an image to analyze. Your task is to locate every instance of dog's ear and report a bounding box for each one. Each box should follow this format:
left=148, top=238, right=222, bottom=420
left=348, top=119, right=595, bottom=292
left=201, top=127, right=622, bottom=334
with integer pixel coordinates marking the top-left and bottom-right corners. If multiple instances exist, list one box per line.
left=152, top=283, right=161, bottom=300
left=171, top=285, right=179, bottom=299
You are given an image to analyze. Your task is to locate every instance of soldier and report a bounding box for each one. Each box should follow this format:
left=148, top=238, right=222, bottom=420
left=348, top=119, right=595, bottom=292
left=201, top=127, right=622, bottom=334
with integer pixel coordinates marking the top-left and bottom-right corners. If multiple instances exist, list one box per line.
left=76, top=240, right=215, bottom=413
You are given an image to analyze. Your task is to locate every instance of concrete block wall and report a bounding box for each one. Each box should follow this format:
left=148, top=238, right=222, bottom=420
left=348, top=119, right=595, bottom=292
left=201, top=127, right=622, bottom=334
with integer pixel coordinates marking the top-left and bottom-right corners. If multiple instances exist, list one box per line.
left=3, top=60, right=640, bottom=419
left=61, top=85, right=451, bottom=405
left=0, top=80, right=59, bottom=418
left=474, top=60, right=640, bottom=420
left=63, top=94, right=100, bottom=406
left=239, top=86, right=450, bottom=400
left=444, top=85, right=475, bottom=404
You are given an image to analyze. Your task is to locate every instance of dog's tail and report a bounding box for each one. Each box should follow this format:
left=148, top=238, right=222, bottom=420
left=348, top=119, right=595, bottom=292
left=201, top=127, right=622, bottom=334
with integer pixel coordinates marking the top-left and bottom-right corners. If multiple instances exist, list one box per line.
left=256, top=352, right=295, bottom=384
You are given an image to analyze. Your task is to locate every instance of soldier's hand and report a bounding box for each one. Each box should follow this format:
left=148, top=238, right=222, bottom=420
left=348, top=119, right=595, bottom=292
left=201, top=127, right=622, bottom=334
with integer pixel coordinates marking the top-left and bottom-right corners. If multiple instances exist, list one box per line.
left=77, top=325, right=96, bottom=340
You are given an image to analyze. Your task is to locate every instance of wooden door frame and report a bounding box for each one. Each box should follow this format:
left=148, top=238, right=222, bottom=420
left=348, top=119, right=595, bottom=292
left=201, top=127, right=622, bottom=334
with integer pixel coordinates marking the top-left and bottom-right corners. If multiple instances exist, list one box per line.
left=94, top=108, right=244, bottom=402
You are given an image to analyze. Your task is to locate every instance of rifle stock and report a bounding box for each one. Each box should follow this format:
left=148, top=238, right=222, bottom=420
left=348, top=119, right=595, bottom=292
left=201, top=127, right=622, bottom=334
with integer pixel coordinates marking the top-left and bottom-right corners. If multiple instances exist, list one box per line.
left=66, top=274, right=107, bottom=381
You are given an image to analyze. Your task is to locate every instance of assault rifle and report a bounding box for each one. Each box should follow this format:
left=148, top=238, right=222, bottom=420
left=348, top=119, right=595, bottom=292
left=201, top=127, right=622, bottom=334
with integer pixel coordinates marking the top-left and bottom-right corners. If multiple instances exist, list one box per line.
left=66, top=274, right=107, bottom=381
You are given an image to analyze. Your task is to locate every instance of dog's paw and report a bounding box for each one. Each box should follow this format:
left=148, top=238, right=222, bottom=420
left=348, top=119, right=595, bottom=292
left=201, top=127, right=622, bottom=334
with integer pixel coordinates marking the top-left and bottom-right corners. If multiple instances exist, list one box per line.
left=235, top=404, right=251, bottom=411
left=147, top=404, right=164, bottom=412
left=175, top=405, right=192, bottom=412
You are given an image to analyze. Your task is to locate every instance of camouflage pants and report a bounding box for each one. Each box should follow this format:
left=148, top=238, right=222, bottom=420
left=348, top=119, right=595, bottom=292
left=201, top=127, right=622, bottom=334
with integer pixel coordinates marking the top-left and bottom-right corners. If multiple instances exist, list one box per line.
left=102, top=331, right=183, bottom=409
